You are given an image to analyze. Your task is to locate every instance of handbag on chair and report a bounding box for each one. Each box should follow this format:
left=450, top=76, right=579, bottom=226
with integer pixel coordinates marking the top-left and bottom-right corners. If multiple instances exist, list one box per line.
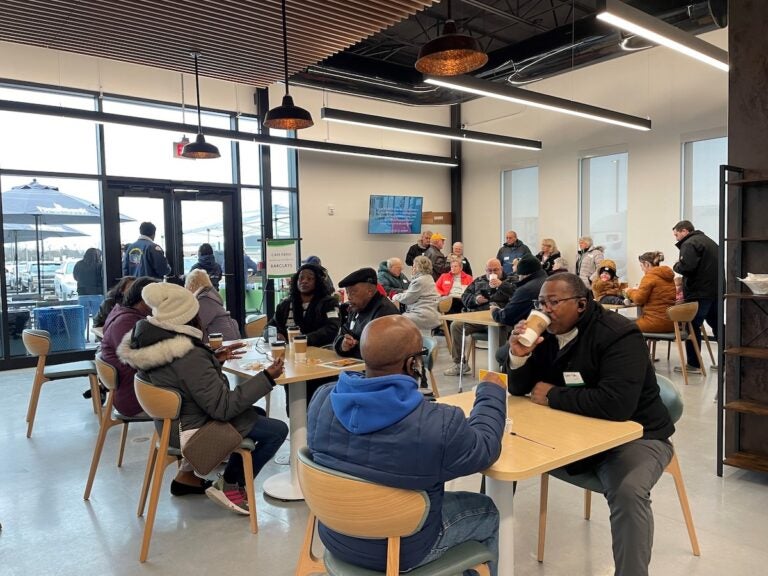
left=181, top=420, right=243, bottom=475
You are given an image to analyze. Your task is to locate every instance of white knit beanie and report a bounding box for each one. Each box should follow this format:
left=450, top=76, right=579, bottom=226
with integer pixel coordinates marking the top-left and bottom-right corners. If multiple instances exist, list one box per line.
left=142, top=282, right=201, bottom=337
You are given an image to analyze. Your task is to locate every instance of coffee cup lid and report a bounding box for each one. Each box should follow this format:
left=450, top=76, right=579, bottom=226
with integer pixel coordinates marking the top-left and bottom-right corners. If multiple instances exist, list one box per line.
left=294, top=335, right=307, bottom=340
left=271, top=341, right=285, bottom=347
left=210, top=332, right=223, bottom=337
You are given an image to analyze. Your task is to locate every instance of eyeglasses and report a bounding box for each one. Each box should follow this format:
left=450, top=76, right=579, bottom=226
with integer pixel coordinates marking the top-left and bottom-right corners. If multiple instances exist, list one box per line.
left=402, top=348, right=429, bottom=375
left=532, top=296, right=581, bottom=311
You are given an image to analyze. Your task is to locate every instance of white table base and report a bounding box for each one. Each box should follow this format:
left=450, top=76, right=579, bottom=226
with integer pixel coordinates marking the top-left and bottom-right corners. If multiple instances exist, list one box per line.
left=263, top=380, right=306, bottom=501
left=487, top=476, right=515, bottom=576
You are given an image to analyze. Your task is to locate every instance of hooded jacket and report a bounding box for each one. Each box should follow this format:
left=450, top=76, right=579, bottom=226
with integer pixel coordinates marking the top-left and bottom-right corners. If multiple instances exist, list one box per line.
left=195, top=287, right=240, bottom=342
left=507, top=298, right=674, bottom=459
left=575, top=244, right=605, bottom=287
left=492, top=268, right=547, bottom=326
left=626, top=265, right=676, bottom=333
left=496, top=240, right=532, bottom=275
left=591, top=259, right=624, bottom=302
left=117, top=319, right=273, bottom=435
left=673, top=230, right=718, bottom=300
left=100, top=304, right=145, bottom=416
left=308, top=372, right=506, bottom=572
left=392, top=272, right=441, bottom=330
left=190, top=254, right=222, bottom=288
left=377, top=260, right=410, bottom=294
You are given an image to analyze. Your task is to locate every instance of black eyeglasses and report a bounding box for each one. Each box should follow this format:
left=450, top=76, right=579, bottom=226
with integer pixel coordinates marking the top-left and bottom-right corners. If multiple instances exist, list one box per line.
left=402, top=347, right=428, bottom=371
left=532, top=296, right=581, bottom=311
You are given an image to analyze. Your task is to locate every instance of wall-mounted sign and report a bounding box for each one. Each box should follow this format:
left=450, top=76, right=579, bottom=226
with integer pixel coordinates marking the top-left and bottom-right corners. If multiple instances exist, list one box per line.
left=266, top=239, right=298, bottom=278
left=173, top=136, right=191, bottom=158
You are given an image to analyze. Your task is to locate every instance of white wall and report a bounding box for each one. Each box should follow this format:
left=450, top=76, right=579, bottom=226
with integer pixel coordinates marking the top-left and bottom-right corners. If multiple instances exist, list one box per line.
left=460, top=29, right=728, bottom=286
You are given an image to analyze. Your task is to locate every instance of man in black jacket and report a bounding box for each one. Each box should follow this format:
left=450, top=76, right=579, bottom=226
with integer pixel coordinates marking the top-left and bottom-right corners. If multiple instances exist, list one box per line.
left=673, top=220, right=719, bottom=373
left=405, top=230, right=432, bottom=266
left=334, top=267, right=399, bottom=358
left=444, top=258, right=516, bottom=376
left=506, top=273, right=674, bottom=576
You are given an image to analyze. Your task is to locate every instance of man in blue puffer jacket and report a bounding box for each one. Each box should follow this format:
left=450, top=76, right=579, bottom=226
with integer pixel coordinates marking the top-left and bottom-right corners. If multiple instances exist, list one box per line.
left=308, top=315, right=507, bottom=575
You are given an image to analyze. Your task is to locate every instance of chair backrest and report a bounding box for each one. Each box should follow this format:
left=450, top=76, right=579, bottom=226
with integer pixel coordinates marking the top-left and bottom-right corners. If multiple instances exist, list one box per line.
left=22, top=329, right=51, bottom=357
left=655, top=373, right=684, bottom=424
left=667, top=302, right=698, bottom=323
left=423, top=335, right=438, bottom=371
left=94, top=354, right=118, bottom=392
left=244, top=315, right=268, bottom=338
left=134, top=376, right=181, bottom=420
left=297, top=447, right=429, bottom=539
left=437, top=297, right=453, bottom=314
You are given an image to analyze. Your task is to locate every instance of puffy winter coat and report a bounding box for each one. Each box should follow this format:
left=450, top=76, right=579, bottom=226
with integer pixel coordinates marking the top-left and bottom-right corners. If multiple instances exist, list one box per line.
left=626, top=265, right=676, bottom=333
left=575, top=245, right=604, bottom=286
left=377, top=261, right=410, bottom=294
left=195, top=287, right=240, bottom=342
left=100, top=304, right=145, bottom=416
left=673, top=230, right=719, bottom=300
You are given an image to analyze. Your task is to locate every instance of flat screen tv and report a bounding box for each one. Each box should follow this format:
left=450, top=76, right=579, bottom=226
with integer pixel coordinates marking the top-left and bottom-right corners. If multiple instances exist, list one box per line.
left=368, top=195, right=423, bottom=234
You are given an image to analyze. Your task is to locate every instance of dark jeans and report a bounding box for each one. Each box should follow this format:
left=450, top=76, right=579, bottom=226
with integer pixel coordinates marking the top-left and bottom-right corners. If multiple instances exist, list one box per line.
left=685, top=298, right=717, bottom=368
left=223, top=416, right=288, bottom=486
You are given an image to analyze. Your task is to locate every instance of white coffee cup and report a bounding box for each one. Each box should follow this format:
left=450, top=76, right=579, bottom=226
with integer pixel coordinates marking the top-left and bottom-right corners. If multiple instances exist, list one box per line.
left=488, top=273, right=498, bottom=282
left=517, top=310, right=551, bottom=347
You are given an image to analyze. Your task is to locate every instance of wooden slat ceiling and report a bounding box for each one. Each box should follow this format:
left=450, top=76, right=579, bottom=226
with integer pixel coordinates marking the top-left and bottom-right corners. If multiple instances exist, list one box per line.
left=0, top=0, right=437, bottom=87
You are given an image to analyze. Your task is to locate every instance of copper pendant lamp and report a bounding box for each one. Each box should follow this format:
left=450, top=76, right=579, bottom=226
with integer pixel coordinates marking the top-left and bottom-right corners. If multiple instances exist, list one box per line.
left=415, top=0, right=488, bottom=76
left=263, top=0, right=314, bottom=130
left=182, top=51, right=221, bottom=159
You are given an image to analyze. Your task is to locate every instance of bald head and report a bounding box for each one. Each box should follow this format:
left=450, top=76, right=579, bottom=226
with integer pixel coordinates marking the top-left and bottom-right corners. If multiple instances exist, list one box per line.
left=361, top=315, right=422, bottom=376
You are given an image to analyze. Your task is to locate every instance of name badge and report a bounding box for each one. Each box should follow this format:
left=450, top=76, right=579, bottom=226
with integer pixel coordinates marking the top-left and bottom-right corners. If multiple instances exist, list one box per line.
left=563, top=371, right=585, bottom=386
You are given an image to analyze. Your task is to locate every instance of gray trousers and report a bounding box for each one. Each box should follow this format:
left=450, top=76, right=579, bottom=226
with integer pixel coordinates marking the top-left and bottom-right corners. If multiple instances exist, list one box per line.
left=595, top=438, right=674, bottom=576
left=449, top=321, right=487, bottom=364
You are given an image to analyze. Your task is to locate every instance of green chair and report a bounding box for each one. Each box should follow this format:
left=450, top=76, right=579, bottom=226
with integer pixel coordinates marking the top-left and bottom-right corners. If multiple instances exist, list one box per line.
left=295, top=446, right=493, bottom=576
left=536, top=373, right=700, bottom=562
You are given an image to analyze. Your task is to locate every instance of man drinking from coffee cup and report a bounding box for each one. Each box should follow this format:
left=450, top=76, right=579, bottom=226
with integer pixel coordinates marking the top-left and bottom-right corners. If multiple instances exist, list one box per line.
left=505, top=273, right=674, bottom=576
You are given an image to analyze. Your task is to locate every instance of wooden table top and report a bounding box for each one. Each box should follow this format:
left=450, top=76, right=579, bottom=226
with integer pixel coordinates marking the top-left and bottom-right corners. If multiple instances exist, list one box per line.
left=223, top=339, right=363, bottom=385
left=438, top=392, right=643, bottom=481
left=438, top=309, right=502, bottom=326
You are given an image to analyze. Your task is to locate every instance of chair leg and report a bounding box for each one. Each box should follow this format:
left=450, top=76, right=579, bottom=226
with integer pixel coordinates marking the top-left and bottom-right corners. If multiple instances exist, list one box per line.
left=139, top=425, right=172, bottom=562
left=137, top=432, right=159, bottom=517
left=688, top=323, right=707, bottom=377
left=702, top=331, right=716, bottom=365
left=537, top=474, right=549, bottom=562
left=265, top=391, right=271, bottom=417
left=295, top=513, right=326, bottom=576
left=442, top=319, right=453, bottom=353
left=237, top=447, right=259, bottom=534
left=84, top=406, right=118, bottom=500
left=25, top=375, right=46, bottom=438
left=673, top=331, right=689, bottom=386
left=428, top=370, right=440, bottom=398
left=117, top=421, right=130, bottom=467
left=584, top=489, right=592, bottom=520
left=666, top=453, right=701, bottom=556
left=89, top=374, right=102, bottom=419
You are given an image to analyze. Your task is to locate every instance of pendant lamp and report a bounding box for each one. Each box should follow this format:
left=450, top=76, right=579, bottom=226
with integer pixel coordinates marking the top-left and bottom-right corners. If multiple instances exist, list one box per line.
left=415, top=0, right=488, bottom=76
left=182, top=51, right=221, bottom=159
left=263, top=0, right=313, bottom=130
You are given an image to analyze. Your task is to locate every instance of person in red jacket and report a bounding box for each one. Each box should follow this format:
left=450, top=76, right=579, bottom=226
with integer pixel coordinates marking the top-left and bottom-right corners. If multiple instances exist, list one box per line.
left=435, top=256, right=472, bottom=313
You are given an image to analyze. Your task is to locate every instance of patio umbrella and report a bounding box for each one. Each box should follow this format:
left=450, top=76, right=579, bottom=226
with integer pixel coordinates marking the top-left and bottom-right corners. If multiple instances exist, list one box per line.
left=3, top=223, right=86, bottom=290
left=2, top=179, right=134, bottom=294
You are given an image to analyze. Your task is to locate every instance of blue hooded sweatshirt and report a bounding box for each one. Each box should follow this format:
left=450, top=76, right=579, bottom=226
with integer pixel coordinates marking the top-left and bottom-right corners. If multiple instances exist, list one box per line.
left=307, top=371, right=506, bottom=572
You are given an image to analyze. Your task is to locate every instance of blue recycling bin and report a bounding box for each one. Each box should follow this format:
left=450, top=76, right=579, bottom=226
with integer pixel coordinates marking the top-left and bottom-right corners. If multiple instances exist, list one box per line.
left=35, top=305, right=86, bottom=352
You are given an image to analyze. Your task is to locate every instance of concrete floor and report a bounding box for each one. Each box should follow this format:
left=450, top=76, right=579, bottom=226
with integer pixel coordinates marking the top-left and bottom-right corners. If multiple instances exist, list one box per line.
left=1, top=338, right=767, bottom=576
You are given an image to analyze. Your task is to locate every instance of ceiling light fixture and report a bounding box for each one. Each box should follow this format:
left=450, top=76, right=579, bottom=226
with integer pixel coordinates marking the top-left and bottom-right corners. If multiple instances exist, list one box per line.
left=181, top=51, right=221, bottom=159
left=263, top=0, right=313, bottom=130
left=321, top=107, right=542, bottom=151
left=415, top=0, right=488, bottom=76
left=424, top=74, right=652, bottom=131
left=596, top=0, right=728, bottom=72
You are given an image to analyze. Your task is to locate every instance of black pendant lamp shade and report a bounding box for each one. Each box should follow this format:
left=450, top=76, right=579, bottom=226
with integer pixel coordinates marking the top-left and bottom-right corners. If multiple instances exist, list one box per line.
left=415, top=1, right=487, bottom=76
left=182, top=51, right=221, bottom=159
left=264, top=0, right=313, bottom=130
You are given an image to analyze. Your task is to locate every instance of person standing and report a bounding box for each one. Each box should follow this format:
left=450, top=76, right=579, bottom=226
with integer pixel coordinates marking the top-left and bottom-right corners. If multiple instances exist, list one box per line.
left=189, top=243, right=222, bottom=289
left=405, top=230, right=432, bottom=266
left=496, top=231, right=531, bottom=276
left=122, top=221, right=171, bottom=279
left=308, top=315, right=505, bottom=576
left=535, top=238, right=561, bottom=274
left=423, top=233, right=449, bottom=280
left=672, top=220, right=719, bottom=374
left=451, top=242, right=473, bottom=275
left=73, top=248, right=104, bottom=321
left=575, top=236, right=604, bottom=287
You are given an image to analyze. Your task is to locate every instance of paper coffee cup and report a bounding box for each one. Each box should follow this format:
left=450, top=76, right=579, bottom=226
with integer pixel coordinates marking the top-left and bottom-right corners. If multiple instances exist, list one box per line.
left=208, top=333, right=223, bottom=350
left=293, top=335, right=308, bottom=361
left=270, top=342, right=286, bottom=360
left=287, top=326, right=301, bottom=347
left=488, top=273, right=498, bottom=282
left=517, top=310, right=551, bottom=347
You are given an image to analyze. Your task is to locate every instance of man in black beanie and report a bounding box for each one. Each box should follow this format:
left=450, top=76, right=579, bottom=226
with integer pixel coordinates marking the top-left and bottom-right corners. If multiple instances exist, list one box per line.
left=334, top=267, right=399, bottom=358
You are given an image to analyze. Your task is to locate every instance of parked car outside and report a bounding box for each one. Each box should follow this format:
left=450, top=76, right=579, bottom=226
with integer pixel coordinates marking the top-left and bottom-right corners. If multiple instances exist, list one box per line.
left=21, top=261, right=60, bottom=293
left=54, top=259, right=79, bottom=300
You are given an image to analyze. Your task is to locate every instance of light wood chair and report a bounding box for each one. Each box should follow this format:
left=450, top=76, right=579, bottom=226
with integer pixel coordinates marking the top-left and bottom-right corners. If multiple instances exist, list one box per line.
left=244, top=314, right=268, bottom=338
left=134, top=376, right=259, bottom=562
left=536, top=373, right=700, bottom=562
left=437, top=298, right=454, bottom=352
left=642, top=302, right=706, bottom=385
left=468, top=332, right=489, bottom=378
left=422, top=336, right=441, bottom=398
left=296, top=447, right=493, bottom=576
left=83, top=355, right=152, bottom=500
left=22, top=328, right=100, bottom=438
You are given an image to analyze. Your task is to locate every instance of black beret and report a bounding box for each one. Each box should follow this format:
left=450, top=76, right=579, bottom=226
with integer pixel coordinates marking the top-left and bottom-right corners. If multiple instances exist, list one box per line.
left=338, top=267, right=378, bottom=288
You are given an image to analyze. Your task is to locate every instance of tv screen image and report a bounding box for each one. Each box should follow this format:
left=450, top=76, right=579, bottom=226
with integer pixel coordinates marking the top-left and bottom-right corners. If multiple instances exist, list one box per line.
left=368, top=195, right=423, bottom=234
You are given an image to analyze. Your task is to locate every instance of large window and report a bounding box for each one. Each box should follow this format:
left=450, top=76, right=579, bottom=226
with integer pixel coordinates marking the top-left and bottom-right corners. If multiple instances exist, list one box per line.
left=580, top=152, right=628, bottom=277
left=501, top=166, right=539, bottom=247
left=682, top=136, right=727, bottom=241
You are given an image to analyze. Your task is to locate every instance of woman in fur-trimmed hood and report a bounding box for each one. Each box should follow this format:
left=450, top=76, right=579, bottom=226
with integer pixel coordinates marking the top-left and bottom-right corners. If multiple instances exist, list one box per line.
left=117, top=282, right=288, bottom=515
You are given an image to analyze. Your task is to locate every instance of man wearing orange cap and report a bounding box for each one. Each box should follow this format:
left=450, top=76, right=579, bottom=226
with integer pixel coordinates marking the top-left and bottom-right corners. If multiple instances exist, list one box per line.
left=424, top=232, right=449, bottom=281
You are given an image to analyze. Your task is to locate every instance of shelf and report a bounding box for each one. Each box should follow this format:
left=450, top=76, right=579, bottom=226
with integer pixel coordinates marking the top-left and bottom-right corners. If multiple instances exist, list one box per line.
left=723, top=452, right=768, bottom=473
left=724, top=293, right=768, bottom=300
left=724, top=237, right=768, bottom=242
left=727, top=177, right=768, bottom=186
left=724, top=400, right=768, bottom=416
left=725, top=347, right=768, bottom=359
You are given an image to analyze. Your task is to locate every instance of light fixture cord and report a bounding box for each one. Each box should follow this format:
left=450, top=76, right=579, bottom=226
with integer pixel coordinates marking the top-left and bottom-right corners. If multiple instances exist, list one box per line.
left=281, top=0, right=290, bottom=95
left=193, top=52, right=203, bottom=134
